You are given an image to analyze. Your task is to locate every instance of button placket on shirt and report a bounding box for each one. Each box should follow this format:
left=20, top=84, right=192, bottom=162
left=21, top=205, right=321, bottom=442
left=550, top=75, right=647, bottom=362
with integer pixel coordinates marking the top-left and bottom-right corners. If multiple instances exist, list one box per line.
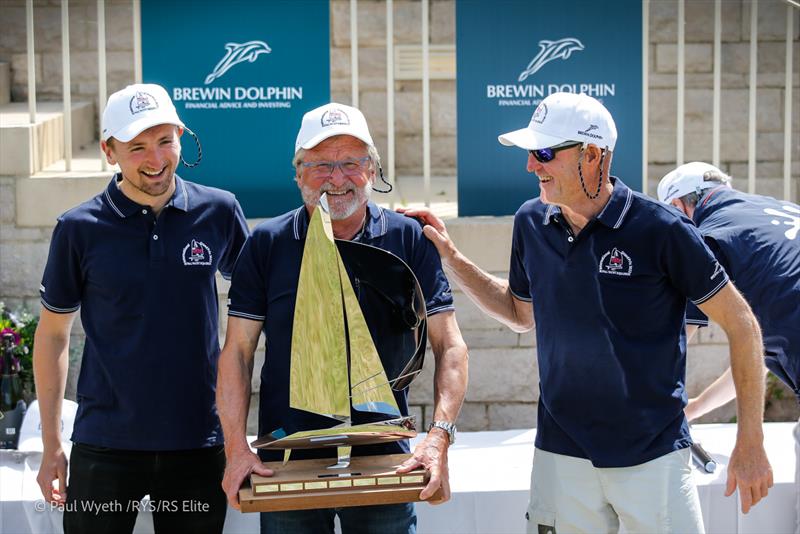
left=145, top=209, right=166, bottom=263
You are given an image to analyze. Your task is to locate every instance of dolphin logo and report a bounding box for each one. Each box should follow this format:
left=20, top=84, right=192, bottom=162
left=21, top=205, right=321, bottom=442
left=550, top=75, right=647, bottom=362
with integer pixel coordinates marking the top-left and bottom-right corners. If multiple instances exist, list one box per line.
left=205, top=40, right=271, bottom=85
left=518, top=37, right=585, bottom=82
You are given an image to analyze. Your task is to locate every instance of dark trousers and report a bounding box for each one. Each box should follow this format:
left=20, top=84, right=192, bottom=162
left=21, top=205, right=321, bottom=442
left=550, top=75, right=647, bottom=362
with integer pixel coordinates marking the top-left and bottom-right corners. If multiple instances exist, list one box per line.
left=260, top=503, right=416, bottom=534
left=64, top=442, right=227, bottom=534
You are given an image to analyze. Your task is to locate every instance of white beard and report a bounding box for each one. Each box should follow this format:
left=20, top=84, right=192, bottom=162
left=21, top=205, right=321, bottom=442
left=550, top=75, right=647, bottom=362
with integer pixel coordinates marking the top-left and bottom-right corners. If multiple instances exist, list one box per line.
left=300, top=182, right=372, bottom=220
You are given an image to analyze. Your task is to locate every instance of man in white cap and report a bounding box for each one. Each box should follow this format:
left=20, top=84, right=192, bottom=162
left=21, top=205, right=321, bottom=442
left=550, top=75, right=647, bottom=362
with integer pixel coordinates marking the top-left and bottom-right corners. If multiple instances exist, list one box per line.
left=402, top=92, right=773, bottom=532
left=34, top=83, right=249, bottom=533
left=216, top=102, right=468, bottom=533
left=658, top=162, right=800, bottom=531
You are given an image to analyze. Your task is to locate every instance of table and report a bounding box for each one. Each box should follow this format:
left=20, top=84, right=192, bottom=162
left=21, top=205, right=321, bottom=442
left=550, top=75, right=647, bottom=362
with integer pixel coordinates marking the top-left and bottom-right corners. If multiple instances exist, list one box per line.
left=1, top=423, right=795, bottom=533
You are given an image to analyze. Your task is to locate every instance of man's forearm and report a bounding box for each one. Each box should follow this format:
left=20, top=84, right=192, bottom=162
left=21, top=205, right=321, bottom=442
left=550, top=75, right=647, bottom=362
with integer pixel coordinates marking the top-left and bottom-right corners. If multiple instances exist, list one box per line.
left=431, top=345, right=468, bottom=424
left=33, top=330, right=70, bottom=449
left=444, top=251, right=530, bottom=333
left=217, top=347, right=255, bottom=453
left=727, top=316, right=766, bottom=440
left=427, top=312, right=469, bottom=425
left=685, top=367, right=737, bottom=421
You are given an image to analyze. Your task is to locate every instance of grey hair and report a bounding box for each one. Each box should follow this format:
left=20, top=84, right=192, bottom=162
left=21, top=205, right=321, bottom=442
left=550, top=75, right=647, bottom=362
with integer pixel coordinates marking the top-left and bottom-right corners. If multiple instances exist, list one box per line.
left=293, top=143, right=381, bottom=176
left=678, top=168, right=731, bottom=208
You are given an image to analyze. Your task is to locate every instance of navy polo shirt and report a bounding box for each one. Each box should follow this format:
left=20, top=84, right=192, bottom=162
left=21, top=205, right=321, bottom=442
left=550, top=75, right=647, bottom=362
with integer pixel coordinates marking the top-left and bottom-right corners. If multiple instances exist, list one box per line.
left=685, top=187, right=800, bottom=402
left=228, top=202, right=454, bottom=462
left=40, top=174, right=249, bottom=450
left=509, top=177, right=729, bottom=468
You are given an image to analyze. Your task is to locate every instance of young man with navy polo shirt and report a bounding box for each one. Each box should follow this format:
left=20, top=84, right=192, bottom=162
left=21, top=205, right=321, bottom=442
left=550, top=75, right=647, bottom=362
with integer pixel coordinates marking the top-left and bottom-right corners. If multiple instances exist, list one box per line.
left=216, top=102, right=468, bottom=534
left=404, top=92, right=773, bottom=533
left=33, top=83, right=249, bottom=534
left=658, top=162, right=799, bottom=532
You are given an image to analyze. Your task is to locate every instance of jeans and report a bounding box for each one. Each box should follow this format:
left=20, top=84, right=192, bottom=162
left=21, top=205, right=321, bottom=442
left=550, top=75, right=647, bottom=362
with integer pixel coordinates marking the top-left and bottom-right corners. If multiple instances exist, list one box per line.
left=260, top=503, right=416, bottom=534
left=64, top=442, right=227, bottom=534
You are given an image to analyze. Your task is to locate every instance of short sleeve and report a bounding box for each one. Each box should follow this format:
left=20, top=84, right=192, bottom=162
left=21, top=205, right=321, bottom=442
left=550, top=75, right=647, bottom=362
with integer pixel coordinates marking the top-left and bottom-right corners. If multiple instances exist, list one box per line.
left=662, top=216, right=729, bottom=305
left=684, top=234, right=730, bottom=328
left=410, top=228, right=453, bottom=316
left=508, top=215, right=532, bottom=302
left=218, top=198, right=249, bottom=280
left=685, top=302, right=709, bottom=327
left=227, top=231, right=268, bottom=322
left=40, top=219, right=83, bottom=313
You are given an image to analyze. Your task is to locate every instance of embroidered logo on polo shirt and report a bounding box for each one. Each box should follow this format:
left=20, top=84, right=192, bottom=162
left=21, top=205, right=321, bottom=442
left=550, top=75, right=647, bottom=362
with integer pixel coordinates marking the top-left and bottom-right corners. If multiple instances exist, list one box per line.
left=182, top=239, right=212, bottom=266
left=599, top=247, right=633, bottom=276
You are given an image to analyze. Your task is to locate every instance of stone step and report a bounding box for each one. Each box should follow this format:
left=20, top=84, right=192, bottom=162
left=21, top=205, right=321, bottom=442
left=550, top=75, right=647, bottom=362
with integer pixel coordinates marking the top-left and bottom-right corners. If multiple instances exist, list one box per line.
left=15, top=144, right=114, bottom=227
left=0, top=100, right=95, bottom=177
left=0, top=62, right=10, bottom=105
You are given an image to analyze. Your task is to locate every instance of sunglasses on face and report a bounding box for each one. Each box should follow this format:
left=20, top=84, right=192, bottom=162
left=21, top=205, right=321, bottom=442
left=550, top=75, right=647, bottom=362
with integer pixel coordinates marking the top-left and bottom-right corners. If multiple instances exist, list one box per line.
left=529, top=141, right=583, bottom=163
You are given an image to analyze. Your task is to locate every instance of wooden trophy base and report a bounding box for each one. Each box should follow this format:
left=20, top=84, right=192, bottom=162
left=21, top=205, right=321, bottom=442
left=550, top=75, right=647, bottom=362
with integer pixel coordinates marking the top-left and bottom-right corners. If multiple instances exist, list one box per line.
left=239, top=453, right=441, bottom=513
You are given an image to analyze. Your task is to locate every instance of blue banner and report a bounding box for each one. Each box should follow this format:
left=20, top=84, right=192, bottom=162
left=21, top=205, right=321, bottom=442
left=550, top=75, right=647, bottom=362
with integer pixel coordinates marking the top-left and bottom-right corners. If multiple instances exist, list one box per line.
left=456, top=0, right=642, bottom=216
left=141, top=0, right=330, bottom=217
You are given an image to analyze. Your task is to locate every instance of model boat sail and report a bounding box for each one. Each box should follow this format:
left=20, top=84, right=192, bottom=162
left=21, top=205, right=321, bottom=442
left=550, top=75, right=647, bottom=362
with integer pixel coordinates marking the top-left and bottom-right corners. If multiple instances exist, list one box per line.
left=251, top=194, right=427, bottom=466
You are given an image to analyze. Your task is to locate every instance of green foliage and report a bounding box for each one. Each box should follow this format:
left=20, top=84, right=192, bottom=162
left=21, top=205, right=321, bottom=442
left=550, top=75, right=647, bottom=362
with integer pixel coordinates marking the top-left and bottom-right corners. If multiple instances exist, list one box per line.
left=764, top=372, right=786, bottom=410
left=0, top=302, right=39, bottom=395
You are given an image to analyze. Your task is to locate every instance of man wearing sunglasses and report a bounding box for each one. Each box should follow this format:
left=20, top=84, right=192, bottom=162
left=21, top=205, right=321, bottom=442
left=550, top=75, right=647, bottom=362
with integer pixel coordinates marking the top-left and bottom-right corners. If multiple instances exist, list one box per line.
left=216, top=103, right=468, bottom=533
left=403, top=92, right=772, bottom=532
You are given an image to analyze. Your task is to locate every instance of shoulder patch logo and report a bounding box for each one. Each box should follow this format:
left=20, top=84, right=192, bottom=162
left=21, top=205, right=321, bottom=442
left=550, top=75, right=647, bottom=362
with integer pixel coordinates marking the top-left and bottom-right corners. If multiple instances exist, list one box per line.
left=599, top=247, right=633, bottom=276
left=182, top=239, right=213, bottom=266
left=710, top=261, right=724, bottom=280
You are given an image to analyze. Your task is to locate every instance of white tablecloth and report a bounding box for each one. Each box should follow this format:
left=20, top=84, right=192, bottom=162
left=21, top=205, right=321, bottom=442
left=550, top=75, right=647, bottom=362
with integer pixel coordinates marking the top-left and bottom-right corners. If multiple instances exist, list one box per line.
left=1, top=423, right=796, bottom=534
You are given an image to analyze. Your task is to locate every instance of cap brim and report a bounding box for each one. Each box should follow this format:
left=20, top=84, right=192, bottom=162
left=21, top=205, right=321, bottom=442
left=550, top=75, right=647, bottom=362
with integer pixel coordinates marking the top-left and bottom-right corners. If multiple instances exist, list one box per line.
left=107, top=115, right=185, bottom=142
left=497, top=127, right=567, bottom=151
left=300, top=127, right=374, bottom=151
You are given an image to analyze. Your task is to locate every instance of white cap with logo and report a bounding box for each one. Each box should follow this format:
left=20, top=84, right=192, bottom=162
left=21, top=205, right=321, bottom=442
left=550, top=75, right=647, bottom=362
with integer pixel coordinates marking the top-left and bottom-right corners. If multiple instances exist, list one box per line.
left=295, top=103, right=374, bottom=153
left=657, top=162, right=731, bottom=204
left=102, top=83, right=184, bottom=142
left=498, top=92, right=617, bottom=151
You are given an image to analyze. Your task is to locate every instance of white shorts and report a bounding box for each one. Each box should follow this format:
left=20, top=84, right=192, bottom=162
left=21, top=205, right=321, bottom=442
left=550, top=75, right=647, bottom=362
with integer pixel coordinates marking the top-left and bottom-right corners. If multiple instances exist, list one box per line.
left=526, top=447, right=704, bottom=534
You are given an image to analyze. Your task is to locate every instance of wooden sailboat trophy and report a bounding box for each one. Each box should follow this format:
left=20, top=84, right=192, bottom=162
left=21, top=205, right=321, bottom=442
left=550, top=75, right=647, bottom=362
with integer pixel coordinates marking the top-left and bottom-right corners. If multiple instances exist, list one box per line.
left=239, top=195, right=440, bottom=512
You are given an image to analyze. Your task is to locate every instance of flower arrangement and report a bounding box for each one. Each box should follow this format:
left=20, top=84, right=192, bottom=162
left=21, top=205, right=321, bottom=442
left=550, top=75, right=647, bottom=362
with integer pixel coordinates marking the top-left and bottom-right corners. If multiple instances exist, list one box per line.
left=0, top=302, right=38, bottom=396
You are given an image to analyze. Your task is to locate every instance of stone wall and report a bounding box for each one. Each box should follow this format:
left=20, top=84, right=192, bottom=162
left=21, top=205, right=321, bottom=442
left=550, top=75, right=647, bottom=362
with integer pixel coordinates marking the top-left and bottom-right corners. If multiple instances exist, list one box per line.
left=1, top=0, right=797, bottom=183
left=646, top=0, right=800, bottom=198
left=0, top=0, right=798, bottom=433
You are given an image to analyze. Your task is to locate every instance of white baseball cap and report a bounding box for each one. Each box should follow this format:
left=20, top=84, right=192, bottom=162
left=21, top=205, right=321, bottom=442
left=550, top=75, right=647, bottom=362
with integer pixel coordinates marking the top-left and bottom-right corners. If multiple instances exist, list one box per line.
left=295, top=103, right=374, bottom=153
left=657, top=162, right=731, bottom=204
left=101, top=83, right=184, bottom=142
left=498, top=92, right=617, bottom=151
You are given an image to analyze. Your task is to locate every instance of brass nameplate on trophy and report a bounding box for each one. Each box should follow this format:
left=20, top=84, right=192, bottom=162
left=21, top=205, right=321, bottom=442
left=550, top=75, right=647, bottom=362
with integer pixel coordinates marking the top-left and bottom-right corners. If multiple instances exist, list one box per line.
left=240, top=453, right=441, bottom=512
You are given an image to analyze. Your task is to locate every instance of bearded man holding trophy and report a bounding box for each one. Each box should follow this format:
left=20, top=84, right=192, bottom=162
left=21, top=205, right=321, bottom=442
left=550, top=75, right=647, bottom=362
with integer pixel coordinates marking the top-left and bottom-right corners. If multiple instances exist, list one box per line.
left=216, top=102, right=469, bottom=534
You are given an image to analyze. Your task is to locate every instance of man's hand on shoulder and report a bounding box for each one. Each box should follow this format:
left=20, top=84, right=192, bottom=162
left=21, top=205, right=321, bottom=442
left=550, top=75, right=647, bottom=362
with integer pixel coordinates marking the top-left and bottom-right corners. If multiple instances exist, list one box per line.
left=397, top=208, right=458, bottom=267
left=397, top=429, right=450, bottom=504
left=222, top=446, right=274, bottom=510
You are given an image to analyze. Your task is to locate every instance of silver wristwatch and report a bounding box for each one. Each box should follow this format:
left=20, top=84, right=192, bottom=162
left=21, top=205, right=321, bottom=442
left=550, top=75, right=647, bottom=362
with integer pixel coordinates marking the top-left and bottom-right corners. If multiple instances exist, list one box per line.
left=428, top=420, right=457, bottom=445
